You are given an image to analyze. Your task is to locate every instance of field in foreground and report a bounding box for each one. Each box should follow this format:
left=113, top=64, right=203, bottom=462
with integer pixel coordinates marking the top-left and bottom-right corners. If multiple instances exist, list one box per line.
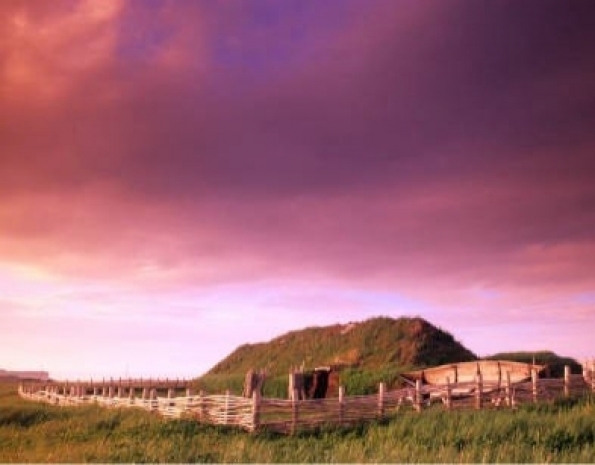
left=1, top=383, right=594, bottom=463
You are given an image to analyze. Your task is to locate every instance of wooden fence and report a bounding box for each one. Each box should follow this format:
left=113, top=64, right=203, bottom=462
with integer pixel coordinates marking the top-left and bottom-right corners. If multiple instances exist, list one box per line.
left=19, top=365, right=595, bottom=435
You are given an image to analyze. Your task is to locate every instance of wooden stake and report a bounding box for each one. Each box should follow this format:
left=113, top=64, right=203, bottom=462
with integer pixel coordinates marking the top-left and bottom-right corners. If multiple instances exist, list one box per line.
left=505, top=371, right=512, bottom=408
left=415, top=380, right=422, bottom=412
left=338, top=385, right=345, bottom=425
left=199, top=390, right=206, bottom=422
left=475, top=372, right=483, bottom=410
left=378, top=382, right=386, bottom=418
left=445, top=376, right=452, bottom=410
left=251, top=390, right=261, bottom=432
left=531, top=369, right=538, bottom=403
left=564, top=365, right=570, bottom=397
left=224, top=390, right=230, bottom=425
left=291, top=388, right=299, bottom=435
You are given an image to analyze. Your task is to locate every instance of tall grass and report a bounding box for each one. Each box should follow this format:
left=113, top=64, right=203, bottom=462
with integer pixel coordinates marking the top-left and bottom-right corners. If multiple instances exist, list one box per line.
left=1, top=382, right=594, bottom=462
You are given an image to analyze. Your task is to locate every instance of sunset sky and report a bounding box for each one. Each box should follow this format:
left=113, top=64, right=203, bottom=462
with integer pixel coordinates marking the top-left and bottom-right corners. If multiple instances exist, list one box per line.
left=2, top=0, right=594, bottom=380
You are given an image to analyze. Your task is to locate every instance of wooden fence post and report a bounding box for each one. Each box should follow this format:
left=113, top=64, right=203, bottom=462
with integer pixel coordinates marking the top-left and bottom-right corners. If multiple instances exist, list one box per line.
left=150, top=387, right=157, bottom=411
left=288, top=372, right=294, bottom=400
left=591, top=359, right=595, bottom=393
left=505, top=371, right=512, bottom=408
left=338, top=385, right=345, bottom=425
left=475, top=372, right=483, bottom=410
left=196, top=390, right=203, bottom=422
left=224, top=390, right=230, bottom=425
left=531, top=369, right=538, bottom=403
left=415, top=380, right=422, bottom=413
left=445, top=376, right=452, bottom=410
left=291, top=388, right=299, bottom=435
left=378, top=382, right=386, bottom=419
left=564, top=365, right=570, bottom=397
left=168, top=388, right=174, bottom=399
left=251, top=390, right=261, bottom=432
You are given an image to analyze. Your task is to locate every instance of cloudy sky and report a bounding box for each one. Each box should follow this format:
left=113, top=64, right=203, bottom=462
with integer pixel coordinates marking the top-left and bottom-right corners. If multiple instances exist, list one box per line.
left=2, top=0, right=594, bottom=380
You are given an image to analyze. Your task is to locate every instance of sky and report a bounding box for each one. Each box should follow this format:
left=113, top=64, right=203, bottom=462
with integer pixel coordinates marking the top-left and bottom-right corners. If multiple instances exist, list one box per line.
left=1, top=0, right=594, bottom=380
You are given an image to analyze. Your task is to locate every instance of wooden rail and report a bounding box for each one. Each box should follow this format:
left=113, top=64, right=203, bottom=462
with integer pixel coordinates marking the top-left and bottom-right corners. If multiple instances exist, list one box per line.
left=19, top=366, right=595, bottom=435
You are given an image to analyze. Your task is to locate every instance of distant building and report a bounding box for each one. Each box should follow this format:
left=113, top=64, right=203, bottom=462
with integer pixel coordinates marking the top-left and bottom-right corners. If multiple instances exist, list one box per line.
left=0, top=369, right=49, bottom=381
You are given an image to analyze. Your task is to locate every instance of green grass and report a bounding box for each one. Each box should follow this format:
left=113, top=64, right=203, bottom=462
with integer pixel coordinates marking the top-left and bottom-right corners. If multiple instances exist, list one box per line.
left=207, top=316, right=476, bottom=378
left=2, top=382, right=595, bottom=462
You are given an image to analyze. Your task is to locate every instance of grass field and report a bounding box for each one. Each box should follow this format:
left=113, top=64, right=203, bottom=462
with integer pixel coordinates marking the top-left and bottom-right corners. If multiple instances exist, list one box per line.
left=1, top=382, right=594, bottom=462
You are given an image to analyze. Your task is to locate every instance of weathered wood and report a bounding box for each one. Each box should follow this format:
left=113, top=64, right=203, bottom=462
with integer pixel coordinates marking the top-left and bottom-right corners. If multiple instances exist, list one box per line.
left=338, top=386, right=345, bottom=424
left=378, top=382, right=386, bottom=418
left=291, top=388, right=299, bottom=435
left=531, top=369, right=538, bottom=403
left=414, top=380, right=422, bottom=412
left=224, top=390, right=230, bottom=425
left=251, top=390, right=261, bottom=431
left=505, top=371, right=513, bottom=408
left=475, top=373, right=483, bottom=410
left=403, top=360, right=546, bottom=385
left=564, top=365, right=570, bottom=397
left=20, top=363, right=595, bottom=436
left=243, top=369, right=266, bottom=398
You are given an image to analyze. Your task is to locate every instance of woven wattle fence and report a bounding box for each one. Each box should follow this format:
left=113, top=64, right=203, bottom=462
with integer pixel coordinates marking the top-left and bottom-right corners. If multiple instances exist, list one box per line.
left=19, top=363, right=595, bottom=435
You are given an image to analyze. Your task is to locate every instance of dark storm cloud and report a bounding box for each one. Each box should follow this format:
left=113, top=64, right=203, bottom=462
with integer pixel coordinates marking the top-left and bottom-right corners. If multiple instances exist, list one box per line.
left=1, top=0, right=594, bottom=294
